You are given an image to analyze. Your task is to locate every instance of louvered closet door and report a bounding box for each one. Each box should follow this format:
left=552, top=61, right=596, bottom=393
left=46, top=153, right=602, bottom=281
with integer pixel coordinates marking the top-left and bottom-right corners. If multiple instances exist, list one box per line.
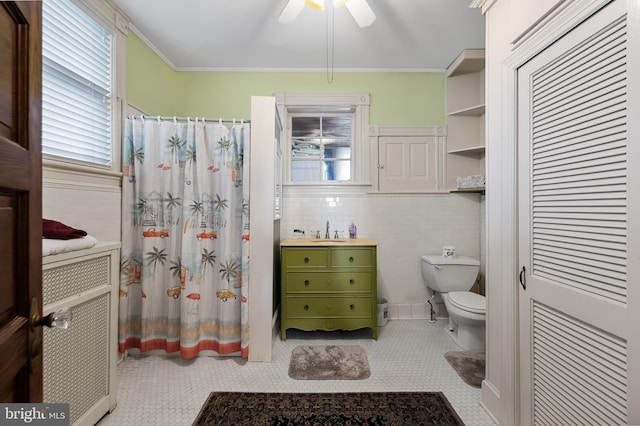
left=517, top=1, right=632, bottom=425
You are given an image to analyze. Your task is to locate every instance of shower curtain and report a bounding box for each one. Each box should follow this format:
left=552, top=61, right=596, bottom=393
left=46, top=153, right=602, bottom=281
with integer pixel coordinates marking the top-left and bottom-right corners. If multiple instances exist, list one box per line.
left=119, top=117, right=250, bottom=359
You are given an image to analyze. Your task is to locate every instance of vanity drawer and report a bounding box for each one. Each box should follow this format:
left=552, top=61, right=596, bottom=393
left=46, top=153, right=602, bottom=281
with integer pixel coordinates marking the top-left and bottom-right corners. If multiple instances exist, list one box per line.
left=286, top=296, right=373, bottom=318
left=283, top=248, right=328, bottom=268
left=285, top=272, right=372, bottom=293
left=330, top=248, right=374, bottom=268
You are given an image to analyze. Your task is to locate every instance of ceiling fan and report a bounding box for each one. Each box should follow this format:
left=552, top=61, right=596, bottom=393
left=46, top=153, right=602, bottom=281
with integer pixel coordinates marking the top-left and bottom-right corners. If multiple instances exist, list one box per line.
left=278, top=0, right=376, bottom=28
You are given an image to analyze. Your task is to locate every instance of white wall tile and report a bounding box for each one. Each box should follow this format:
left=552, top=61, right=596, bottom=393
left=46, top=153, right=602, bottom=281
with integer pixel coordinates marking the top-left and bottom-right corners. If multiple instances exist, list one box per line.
left=397, top=303, right=413, bottom=319
left=412, top=303, right=427, bottom=319
left=281, top=193, right=483, bottom=307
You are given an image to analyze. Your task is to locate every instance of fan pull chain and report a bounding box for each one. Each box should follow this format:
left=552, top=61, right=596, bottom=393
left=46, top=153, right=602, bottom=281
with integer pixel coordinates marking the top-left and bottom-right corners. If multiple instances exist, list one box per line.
left=326, top=2, right=335, bottom=83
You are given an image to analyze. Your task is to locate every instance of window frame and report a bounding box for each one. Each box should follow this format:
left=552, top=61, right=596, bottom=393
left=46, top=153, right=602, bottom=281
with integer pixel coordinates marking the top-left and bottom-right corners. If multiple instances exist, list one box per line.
left=276, top=93, right=371, bottom=191
left=290, top=112, right=354, bottom=182
left=41, top=0, right=128, bottom=180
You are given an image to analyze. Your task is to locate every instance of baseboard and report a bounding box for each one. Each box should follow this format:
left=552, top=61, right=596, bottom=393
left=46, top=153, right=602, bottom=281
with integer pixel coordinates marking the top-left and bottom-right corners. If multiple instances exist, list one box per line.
left=271, top=308, right=280, bottom=349
left=480, top=379, right=501, bottom=425
left=387, top=303, right=431, bottom=320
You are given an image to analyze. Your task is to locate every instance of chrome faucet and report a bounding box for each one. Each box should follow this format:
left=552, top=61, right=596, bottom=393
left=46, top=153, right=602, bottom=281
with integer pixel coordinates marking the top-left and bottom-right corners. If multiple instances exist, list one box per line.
left=325, top=220, right=330, bottom=239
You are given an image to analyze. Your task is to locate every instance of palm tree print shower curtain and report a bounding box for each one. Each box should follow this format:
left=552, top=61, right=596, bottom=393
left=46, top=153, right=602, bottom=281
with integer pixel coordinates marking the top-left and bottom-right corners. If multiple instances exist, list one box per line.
left=119, top=118, right=250, bottom=358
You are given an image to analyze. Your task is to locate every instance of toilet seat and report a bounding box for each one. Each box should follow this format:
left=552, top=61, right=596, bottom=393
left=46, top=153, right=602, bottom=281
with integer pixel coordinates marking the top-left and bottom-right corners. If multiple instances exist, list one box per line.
left=447, top=291, right=485, bottom=314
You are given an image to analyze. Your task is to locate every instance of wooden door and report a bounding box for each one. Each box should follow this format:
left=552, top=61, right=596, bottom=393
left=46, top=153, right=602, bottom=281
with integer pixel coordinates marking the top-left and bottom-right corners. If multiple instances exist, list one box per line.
left=517, top=0, right=634, bottom=424
left=0, top=1, right=43, bottom=402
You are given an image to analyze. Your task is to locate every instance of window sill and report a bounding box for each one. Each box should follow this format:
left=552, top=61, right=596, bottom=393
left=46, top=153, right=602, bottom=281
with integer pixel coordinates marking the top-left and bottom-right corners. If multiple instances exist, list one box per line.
left=43, top=157, right=122, bottom=189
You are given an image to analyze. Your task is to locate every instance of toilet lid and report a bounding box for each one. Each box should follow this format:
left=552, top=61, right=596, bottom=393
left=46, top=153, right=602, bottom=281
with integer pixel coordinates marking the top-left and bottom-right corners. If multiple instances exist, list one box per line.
left=447, top=291, right=486, bottom=314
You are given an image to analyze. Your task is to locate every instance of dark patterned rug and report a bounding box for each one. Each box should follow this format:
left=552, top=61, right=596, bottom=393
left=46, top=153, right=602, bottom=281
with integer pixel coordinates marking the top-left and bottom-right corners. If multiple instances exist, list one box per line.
left=193, top=392, right=465, bottom=425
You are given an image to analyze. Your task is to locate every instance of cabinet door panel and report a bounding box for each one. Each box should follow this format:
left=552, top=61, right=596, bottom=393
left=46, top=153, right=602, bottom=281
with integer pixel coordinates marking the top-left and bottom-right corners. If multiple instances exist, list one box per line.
left=378, top=136, right=438, bottom=192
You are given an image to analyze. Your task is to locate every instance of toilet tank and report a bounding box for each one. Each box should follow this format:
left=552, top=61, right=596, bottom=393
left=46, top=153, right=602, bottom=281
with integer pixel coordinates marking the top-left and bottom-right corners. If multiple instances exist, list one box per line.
left=421, top=255, right=480, bottom=292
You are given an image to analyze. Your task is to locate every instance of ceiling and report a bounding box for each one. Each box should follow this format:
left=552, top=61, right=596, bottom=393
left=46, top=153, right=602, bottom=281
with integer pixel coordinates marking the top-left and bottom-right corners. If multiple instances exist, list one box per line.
left=110, top=0, right=485, bottom=71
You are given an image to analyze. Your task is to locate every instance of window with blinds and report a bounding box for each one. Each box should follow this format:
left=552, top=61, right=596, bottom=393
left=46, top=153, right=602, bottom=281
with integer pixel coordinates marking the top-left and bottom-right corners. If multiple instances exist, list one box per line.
left=42, top=0, right=113, bottom=166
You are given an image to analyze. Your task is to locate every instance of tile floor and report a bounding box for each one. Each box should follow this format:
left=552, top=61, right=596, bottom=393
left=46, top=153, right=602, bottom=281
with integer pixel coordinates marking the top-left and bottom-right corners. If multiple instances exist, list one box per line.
left=98, top=320, right=496, bottom=425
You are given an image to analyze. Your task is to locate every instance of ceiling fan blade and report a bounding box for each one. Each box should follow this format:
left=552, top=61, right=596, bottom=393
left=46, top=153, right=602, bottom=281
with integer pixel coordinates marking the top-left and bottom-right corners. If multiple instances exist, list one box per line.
left=278, top=0, right=306, bottom=24
left=344, top=0, right=376, bottom=27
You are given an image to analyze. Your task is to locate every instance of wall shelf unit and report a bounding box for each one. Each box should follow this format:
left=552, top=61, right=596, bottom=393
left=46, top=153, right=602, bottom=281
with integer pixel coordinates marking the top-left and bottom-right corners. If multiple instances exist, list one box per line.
left=447, top=146, right=485, bottom=158
left=449, top=104, right=485, bottom=117
left=445, top=49, right=486, bottom=191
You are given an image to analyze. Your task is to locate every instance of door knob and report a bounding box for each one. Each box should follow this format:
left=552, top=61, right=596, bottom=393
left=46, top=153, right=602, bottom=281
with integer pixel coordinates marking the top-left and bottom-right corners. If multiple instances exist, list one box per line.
left=29, top=297, right=72, bottom=372
left=30, top=298, right=72, bottom=330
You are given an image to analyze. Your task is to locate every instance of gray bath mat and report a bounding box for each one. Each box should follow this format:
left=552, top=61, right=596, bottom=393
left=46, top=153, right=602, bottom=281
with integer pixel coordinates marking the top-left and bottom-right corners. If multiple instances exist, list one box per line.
left=444, top=350, right=485, bottom=388
left=288, top=345, right=371, bottom=380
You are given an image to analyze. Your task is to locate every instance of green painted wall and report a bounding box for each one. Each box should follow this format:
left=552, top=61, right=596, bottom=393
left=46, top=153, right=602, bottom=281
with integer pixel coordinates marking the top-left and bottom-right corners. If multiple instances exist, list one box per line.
left=127, top=34, right=445, bottom=125
left=176, top=72, right=445, bottom=125
left=126, top=32, right=177, bottom=115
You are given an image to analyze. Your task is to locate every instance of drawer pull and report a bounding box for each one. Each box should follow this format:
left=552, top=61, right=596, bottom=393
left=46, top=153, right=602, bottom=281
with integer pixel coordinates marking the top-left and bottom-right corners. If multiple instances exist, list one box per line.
left=327, top=305, right=333, bottom=311
left=304, top=257, right=309, bottom=263
left=349, top=279, right=355, bottom=285
left=350, top=304, right=355, bottom=310
left=327, top=279, right=332, bottom=286
left=349, top=257, right=354, bottom=262
left=304, top=280, right=310, bottom=286
left=304, top=305, right=309, bottom=310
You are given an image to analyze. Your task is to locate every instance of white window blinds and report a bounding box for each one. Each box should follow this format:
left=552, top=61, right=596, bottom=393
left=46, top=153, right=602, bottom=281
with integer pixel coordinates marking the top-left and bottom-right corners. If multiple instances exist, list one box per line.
left=42, top=0, right=113, bottom=166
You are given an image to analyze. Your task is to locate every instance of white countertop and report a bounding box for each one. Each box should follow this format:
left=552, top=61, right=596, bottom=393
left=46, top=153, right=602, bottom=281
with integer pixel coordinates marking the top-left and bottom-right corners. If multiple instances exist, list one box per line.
left=281, top=238, right=378, bottom=247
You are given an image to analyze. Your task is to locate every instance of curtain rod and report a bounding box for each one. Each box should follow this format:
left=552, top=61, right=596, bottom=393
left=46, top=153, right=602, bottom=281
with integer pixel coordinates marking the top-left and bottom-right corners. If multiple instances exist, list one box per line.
left=128, top=115, right=250, bottom=124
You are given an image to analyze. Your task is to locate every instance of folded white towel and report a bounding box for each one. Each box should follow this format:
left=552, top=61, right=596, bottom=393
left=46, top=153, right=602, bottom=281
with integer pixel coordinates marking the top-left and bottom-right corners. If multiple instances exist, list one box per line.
left=43, top=235, right=98, bottom=257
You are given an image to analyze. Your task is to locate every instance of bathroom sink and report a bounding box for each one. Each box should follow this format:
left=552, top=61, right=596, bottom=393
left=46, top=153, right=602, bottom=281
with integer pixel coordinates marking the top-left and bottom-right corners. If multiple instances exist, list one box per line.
left=310, top=239, right=349, bottom=244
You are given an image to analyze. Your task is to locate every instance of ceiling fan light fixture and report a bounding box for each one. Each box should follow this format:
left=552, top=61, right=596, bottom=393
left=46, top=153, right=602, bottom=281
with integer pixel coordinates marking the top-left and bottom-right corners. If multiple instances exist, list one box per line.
left=304, top=0, right=325, bottom=10
left=278, top=0, right=375, bottom=28
left=302, top=0, right=349, bottom=11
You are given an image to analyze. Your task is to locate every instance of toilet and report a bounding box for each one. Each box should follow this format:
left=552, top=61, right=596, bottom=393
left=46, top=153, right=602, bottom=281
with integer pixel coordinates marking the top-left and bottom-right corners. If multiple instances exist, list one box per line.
left=421, top=254, right=486, bottom=351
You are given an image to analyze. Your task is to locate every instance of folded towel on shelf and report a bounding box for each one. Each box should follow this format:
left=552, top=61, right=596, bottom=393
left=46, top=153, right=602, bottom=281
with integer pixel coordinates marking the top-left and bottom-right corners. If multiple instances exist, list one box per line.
left=43, top=219, right=88, bottom=240
left=42, top=235, right=98, bottom=257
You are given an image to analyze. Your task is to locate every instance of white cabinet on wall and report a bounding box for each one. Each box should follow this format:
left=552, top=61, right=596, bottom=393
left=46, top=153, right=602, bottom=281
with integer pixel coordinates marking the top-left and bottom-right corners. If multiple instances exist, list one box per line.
left=445, top=49, right=485, bottom=191
left=370, top=125, right=446, bottom=193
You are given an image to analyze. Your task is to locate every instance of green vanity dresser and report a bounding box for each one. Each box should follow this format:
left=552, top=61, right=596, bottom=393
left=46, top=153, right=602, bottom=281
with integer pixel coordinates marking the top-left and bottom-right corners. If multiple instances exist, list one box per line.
left=280, top=238, right=378, bottom=340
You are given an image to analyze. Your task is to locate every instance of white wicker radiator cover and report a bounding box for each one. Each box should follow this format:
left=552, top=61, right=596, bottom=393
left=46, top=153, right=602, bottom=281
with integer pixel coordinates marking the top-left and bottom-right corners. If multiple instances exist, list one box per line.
left=42, top=242, right=120, bottom=426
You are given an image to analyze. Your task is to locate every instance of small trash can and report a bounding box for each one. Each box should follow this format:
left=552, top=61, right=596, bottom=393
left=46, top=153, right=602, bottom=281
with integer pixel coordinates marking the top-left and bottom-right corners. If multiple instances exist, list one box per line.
left=377, top=298, right=388, bottom=327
